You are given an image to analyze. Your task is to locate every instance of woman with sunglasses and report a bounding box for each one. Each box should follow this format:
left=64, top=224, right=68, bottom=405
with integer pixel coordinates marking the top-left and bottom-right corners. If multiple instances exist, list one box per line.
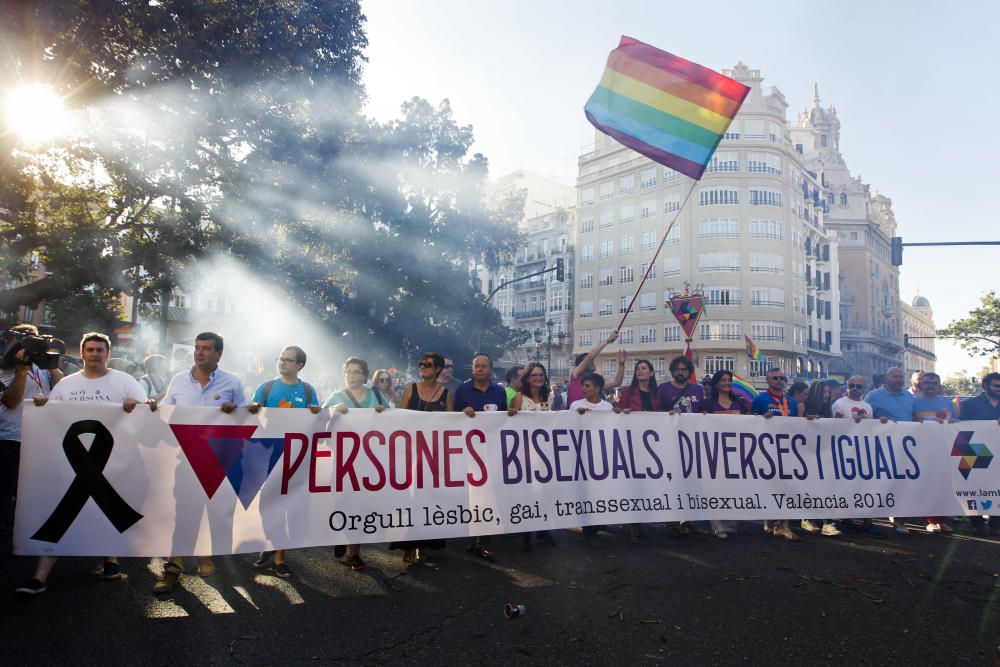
left=323, top=357, right=389, bottom=571
left=392, top=352, right=452, bottom=563
left=614, top=359, right=659, bottom=543
left=507, top=362, right=556, bottom=550
left=703, top=369, right=749, bottom=539
left=371, top=368, right=400, bottom=407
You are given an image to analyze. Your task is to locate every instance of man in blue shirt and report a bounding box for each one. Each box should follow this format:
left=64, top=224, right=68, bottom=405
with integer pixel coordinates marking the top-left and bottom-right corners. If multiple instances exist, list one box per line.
left=749, top=367, right=800, bottom=541
left=247, top=346, right=320, bottom=577
left=154, top=332, right=247, bottom=594
left=452, top=353, right=505, bottom=558
left=864, top=367, right=914, bottom=422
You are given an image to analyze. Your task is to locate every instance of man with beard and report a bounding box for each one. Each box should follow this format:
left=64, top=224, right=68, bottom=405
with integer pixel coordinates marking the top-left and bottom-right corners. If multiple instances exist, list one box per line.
left=750, top=368, right=800, bottom=542
left=865, top=367, right=915, bottom=534
left=657, top=355, right=703, bottom=414
left=959, top=372, right=1000, bottom=536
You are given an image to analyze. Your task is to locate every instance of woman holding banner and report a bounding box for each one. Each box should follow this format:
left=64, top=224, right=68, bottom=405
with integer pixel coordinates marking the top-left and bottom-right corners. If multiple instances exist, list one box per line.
left=508, top=362, right=557, bottom=550
left=703, top=370, right=748, bottom=539
left=615, top=359, right=660, bottom=543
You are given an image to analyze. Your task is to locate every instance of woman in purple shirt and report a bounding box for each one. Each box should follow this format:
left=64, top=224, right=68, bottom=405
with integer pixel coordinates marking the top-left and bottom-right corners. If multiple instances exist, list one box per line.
left=702, top=370, right=747, bottom=538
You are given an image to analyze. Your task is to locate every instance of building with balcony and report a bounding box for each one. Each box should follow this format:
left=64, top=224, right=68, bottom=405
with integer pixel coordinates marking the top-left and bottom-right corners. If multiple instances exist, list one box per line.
left=901, top=295, right=936, bottom=374
left=572, top=63, right=841, bottom=385
left=791, top=86, right=903, bottom=384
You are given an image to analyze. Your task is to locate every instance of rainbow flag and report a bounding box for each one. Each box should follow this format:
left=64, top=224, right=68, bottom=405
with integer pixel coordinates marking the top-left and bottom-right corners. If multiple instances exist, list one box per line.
left=584, top=36, right=750, bottom=180
left=731, top=374, right=760, bottom=405
left=745, top=335, right=765, bottom=365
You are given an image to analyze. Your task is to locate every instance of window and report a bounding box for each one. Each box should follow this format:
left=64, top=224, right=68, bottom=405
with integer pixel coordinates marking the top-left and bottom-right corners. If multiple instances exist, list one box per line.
left=598, top=181, right=614, bottom=201
left=600, top=210, right=614, bottom=227
left=620, top=234, right=635, bottom=254
left=640, top=326, right=657, bottom=344
left=170, top=293, right=188, bottom=308
left=579, top=330, right=593, bottom=346
left=706, top=287, right=740, bottom=306
left=619, top=173, right=635, bottom=195
left=768, top=122, right=783, bottom=143
left=663, top=255, right=681, bottom=276
left=744, top=119, right=764, bottom=140
left=698, top=218, right=739, bottom=238
left=706, top=151, right=738, bottom=173
left=664, top=225, right=680, bottom=244
left=700, top=320, right=742, bottom=340
left=664, top=195, right=681, bottom=213
left=619, top=204, right=635, bottom=223
left=698, top=252, right=740, bottom=272
left=579, top=300, right=593, bottom=318
left=751, top=287, right=785, bottom=307
left=598, top=269, right=614, bottom=286
left=639, top=292, right=656, bottom=311
left=619, top=328, right=634, bottom=345
left=550, top=292, right=564, bottom=312
left=620, top=265, right=634, bottom=284
left=603, top=358, right=618, bottom=374
left=749, top=219, right=782, bottom=239
left=747, top=152, right=781, bottom=174
left=641, top=229, right=656, bottom=248
left=581, top=216, right=595, bottom=233
left=597, top=328, right=611, bottom=342
left=581, top=187, right=595, bottom=206
left=699, top=188, right=739, bottom=206
left=579, top=272, right=593, bottom=289
left=749, top=253, right=784, bottom=274
left=840, top=192, right=848, bottom=206
left=599, top=239, right=613, bottom=258
left=22, top=306, right=34, bottom=322
left=640, top=198, right=656, bottom=219
left=619, top=295, right=629, bottom=313
left=640, top=167, right=657, bottom=189
left=748, top=359, right=767, bottom=377
left=704, top=355, right=736, bottom=374
left=723, top=123, right=740, bottom=140
left=599, top=298, right=613, bottom=316
left=640, top=261, right=655, bottom=279
left=581, top=244, right=593, bottom=261
left=664, top=325, right=681, bottom=342
left=749, top=189, right=783, bottom=207
left=663, top=167, right=682, bottom=182
left=751, top=321, right=785, bottom=342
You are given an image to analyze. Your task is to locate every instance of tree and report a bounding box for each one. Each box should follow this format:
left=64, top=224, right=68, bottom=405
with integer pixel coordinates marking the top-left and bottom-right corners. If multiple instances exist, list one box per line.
left=942, top=370, right=986, bottom=397
left=938, top=291, right=1000, bottom=358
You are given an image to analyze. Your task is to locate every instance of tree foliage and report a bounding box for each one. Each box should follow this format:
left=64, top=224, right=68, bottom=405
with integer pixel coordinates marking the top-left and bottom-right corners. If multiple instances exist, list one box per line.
left=938, top=291, right=1000, bottom=358
left=0, top=1, right=524, bottom=363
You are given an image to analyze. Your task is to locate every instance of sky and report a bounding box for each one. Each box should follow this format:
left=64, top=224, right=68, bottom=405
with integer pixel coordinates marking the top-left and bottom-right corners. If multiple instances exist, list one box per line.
left=360, top=0, right=1000, bottom=379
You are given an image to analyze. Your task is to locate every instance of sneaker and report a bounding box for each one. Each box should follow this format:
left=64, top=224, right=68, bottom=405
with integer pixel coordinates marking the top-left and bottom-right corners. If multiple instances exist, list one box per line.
left=152, top=570, right=179, bottom=594
left=345, top=555, right=366, bottom=572
left=466, top=543, right=494, bottom=560
left=253, top=551, right=272, bottom=569
left=762, top=520, right=774, bottom=535
left=772, top=522, right=800, bottom=542
left=893, top=519, right=910, bottom=535
left=273, top=562, right=292, bottom=578
left=101, top=561, right=122, bottom=580
left=197, top=557, right=215, bottom=578
left=800, top=519, right=821, bottom=533
left=925, top=523, right=940, bottom=534
left=821, top=523, right=841, bottom=537
left=861, top=523, right=886, bottom=539
left=15, top=578, right=46, bottom=595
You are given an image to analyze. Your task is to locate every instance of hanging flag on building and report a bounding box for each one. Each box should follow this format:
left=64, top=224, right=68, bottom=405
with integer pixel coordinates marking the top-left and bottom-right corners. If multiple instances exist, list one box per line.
left=745, top=334, right=766, bottom=369
left=667, top=289, right=706, bottom=358
left=584, top=36, right=750, bottom=180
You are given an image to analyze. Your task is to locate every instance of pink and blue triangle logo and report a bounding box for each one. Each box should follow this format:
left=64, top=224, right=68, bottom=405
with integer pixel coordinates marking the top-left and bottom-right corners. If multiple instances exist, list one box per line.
left=169, top=425, right=285, bottom=509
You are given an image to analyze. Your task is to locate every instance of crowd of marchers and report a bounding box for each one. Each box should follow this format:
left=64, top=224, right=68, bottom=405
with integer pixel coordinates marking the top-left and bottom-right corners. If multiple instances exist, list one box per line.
left=2, top=324, right=999, bottom=597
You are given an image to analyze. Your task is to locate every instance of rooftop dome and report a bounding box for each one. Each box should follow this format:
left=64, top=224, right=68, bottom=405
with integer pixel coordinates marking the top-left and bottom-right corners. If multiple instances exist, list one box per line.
left=912, top=295, right=931, bottom=308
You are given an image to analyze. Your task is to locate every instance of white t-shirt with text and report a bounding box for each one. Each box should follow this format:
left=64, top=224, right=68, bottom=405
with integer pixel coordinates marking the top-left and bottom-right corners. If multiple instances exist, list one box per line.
left=48, top=369, right=148, bottom=403
left=831, top=396, right=873, bottom=419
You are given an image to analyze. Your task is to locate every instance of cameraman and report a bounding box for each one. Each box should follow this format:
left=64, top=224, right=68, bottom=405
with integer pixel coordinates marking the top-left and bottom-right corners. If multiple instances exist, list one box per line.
left=0, top=324, right=62, bottom=533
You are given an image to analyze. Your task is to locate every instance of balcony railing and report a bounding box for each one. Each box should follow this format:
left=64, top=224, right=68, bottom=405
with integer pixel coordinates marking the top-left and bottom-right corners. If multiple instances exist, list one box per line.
left=513, top=308, right=546, bottom=320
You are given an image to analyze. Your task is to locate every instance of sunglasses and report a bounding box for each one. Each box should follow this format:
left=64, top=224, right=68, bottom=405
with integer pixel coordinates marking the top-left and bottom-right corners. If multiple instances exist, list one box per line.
left=377, top=377, right=390, bottom=383
left=418, top=361, right=436, bottom=368
left=769, top=376, right=787, bottom=381
left=443, top=364, right=453, bottom=369
left=847, top=383, right=864, bottom=389
left=276, top=357, right=297, bottom=363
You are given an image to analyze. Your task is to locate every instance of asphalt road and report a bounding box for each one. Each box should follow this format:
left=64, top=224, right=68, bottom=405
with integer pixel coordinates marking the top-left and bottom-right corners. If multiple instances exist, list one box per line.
left=2, top=521, right=999, bottom=666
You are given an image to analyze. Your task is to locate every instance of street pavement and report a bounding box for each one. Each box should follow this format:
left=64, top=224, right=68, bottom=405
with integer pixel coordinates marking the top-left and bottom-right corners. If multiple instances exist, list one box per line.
left=1, top=520, right=998, bottom=666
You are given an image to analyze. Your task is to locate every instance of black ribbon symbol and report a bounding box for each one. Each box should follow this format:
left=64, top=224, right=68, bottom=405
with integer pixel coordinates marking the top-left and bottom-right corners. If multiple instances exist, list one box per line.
left=31, top=420, right=143, bottom=543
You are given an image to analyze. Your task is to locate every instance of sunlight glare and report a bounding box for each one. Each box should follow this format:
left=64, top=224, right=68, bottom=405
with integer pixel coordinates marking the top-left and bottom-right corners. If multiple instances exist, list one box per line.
left=4, top=84, right=70, bottom=143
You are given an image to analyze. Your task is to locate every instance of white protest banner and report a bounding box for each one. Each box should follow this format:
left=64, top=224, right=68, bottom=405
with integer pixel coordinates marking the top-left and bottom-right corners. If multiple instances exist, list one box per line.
left=14, top=403, right=1000, bottom=556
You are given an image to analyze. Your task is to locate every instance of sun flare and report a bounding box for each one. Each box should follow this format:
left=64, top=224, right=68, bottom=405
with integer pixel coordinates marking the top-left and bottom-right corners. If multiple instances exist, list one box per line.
left=3, top=83, right=70, bottom=143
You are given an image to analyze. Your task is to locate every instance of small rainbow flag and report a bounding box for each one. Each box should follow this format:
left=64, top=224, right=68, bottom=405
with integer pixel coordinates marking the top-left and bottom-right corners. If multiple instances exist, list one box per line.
left=745, top=335, right=765, bottom=365
left=731, top=374, right=760, bottom=405
left=584, top=36, right=750, bottom=180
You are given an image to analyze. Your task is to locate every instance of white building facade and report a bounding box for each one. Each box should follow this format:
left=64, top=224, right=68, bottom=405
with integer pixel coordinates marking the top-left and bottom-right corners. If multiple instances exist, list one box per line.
left=901, top=296, right=936, bottom=374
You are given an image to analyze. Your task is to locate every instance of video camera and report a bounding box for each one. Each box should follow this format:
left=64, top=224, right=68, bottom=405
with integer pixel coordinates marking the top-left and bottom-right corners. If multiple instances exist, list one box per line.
left=0, top=329, right=61, bottom=370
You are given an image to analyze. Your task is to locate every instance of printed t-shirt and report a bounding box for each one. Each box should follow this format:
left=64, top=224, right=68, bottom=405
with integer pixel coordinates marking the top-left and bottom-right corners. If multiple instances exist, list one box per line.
left=750, top=391, right=798, bottom=417
left=252, top=379, right=314, bottom=408
left=48, top=369, right=147, bottom=403
left=657, top=382, right=703, bottom=413
left=831, top=397, right=873, bottom=419
left=911, top=394, right=956, bottom=422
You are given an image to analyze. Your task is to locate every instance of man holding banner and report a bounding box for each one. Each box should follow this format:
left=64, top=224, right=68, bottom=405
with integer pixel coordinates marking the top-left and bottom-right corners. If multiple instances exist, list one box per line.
left=16, top=332, right=150, bottom=595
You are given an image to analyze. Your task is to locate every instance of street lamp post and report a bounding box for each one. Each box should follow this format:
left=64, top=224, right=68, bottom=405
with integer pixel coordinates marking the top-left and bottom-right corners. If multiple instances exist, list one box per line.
left=535, top=319, right=567, bottom=376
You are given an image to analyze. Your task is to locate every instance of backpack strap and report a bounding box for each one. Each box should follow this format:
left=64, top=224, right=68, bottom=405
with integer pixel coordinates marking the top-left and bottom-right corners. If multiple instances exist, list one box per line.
left=260, top=379, right=276, bottom=405
left=304, top=382, right=316, bottom=406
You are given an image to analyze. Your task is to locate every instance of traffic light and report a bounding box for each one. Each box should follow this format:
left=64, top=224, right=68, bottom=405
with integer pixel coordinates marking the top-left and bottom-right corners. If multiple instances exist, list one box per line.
left=891, top=236, right=903, bottom=266
left=555, top=258, right=564, bottom=282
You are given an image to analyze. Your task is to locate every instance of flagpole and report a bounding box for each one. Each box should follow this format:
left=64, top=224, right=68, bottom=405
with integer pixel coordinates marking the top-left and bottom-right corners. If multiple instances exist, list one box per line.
left=614, top=179, right=698, bottom=334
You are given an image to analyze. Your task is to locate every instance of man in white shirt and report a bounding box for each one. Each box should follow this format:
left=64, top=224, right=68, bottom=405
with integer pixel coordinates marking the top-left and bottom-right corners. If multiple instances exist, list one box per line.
left=570, top=373, right=615, bottom=412
left=832, top=375, right=875, bottom=421
left=16, top=332, right=151, bottom=595
left=154, top=332, right=246, bottom=594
